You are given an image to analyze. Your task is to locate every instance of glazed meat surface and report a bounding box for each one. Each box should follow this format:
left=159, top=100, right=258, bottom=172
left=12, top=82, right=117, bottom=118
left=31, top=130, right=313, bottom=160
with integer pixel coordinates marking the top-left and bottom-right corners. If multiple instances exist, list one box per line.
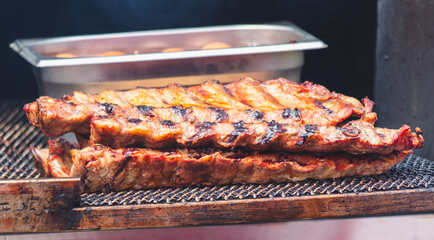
left=89, top=117, right=423, bottom=154
left=33, top=140, right=408, bottom=192
left=26, top=77, right=425, bottom=192
left=24, top=78, right=374, bottom=137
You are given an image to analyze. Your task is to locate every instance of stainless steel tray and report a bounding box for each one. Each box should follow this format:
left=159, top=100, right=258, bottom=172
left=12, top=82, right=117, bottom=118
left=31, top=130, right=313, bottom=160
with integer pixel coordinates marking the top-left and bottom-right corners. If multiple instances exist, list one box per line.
left=10, top=22, right=326, bottom=97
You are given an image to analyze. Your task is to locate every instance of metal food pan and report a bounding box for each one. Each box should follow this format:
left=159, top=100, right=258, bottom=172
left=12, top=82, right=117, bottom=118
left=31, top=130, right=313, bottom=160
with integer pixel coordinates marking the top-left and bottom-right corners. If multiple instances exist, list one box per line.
left=10, top=22, right=326, bottom=98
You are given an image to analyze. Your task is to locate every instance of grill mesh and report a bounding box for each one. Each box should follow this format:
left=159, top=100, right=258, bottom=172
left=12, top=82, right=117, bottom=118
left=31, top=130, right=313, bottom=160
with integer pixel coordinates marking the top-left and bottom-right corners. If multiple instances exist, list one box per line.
left=1, top=100, right=433, bottom=207
left=0, top=100, right=45, bottom=179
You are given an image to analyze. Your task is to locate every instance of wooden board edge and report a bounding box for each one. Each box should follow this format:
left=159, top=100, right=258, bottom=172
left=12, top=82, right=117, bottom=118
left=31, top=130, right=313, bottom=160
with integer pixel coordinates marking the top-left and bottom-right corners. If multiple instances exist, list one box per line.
left=0, top=178, right=80, bottom=212
left=1, top=188, right=433, bottom=233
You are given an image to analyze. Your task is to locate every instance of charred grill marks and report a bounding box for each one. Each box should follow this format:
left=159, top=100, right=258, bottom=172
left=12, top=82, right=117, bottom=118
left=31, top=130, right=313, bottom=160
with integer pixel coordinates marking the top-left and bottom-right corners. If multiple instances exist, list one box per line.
left=209, top=107, right=229, bottom=122
left=89, top=116, right=423, bottom=154
left=297, top=124, right=318, bottom=146
left=314, top=100, right=334, bottom=114
left=137, top=105, right=155, bottom=117
left=305, top=124, right=318, bottom=133
left=259, top=120, right=286, bottom=145
left=187, top=122, right=216, bottom=144
left=246, top=109, right=264, bottom=121
left=99, top=103, right=115, bottom=115
left=25, top=78, right=425, bottom=192
left=228, top=121, right=248, bottom=143
left=282, top=108, right=300, bottom=120
left=97, top=115, right=110, bottom=119
left=196, top=122, right=215, bottom=131
left=171, top=105, right=188, bottom=118
left=127, top=118, right=142, bottom=124
left=25, top=77, right=378, bottom=138
left=186, top=122, right=216, bottom=146
left=282, top=108, right=301, bottom=120
left=341, top=123, right=361, bottom=137
left=325, top=108, right=334, bottom=115
left=160, top=120, right=175, bottom=128
left=26, top=78, right=424, bottom=155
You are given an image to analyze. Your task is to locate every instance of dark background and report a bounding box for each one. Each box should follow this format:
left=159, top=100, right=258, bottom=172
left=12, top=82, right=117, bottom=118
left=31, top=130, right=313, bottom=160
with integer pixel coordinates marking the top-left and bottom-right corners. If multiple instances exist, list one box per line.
left=1, top=1, right=432, bottom=158
left=375, top=0, right=433, bottom=158
left=0, top=0, right=376, bottom=100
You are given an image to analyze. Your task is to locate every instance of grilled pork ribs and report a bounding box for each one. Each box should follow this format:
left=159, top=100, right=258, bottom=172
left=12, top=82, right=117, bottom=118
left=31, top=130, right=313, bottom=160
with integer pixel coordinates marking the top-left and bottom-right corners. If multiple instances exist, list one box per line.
left=24, top=78, right=374, bottom=137
left=25, top=77, right=424, bottom=192
left=33, top=139, right=408, bottom=192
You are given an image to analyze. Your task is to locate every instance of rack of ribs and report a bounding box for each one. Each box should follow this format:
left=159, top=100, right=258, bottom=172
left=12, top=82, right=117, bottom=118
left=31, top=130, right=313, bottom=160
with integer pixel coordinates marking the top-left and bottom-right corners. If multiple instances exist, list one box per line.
left=88, top=118, right=422, bottom=154
left=24, top=77, right=375, bottom=137
left=25, top=77, right=424, bottom=192
left=33, top=139, right=408, bottom=192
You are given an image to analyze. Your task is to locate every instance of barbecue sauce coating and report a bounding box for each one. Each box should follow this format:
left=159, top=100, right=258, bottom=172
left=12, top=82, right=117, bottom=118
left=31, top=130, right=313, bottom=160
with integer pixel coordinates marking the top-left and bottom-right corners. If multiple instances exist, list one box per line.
left=24, top=78, right=376, bottom=137
left=88, top=117, right=424, bottom=154
left=25, top=77, right=426, bottom=193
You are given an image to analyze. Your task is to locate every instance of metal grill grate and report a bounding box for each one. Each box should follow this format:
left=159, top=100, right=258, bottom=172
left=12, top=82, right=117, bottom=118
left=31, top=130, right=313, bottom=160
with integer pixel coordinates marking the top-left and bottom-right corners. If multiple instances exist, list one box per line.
left=0, top=99, right=46, bottom=179
left=1, top=100, right=433, bottom=207
left=81, top=155, right=434, bottom=206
